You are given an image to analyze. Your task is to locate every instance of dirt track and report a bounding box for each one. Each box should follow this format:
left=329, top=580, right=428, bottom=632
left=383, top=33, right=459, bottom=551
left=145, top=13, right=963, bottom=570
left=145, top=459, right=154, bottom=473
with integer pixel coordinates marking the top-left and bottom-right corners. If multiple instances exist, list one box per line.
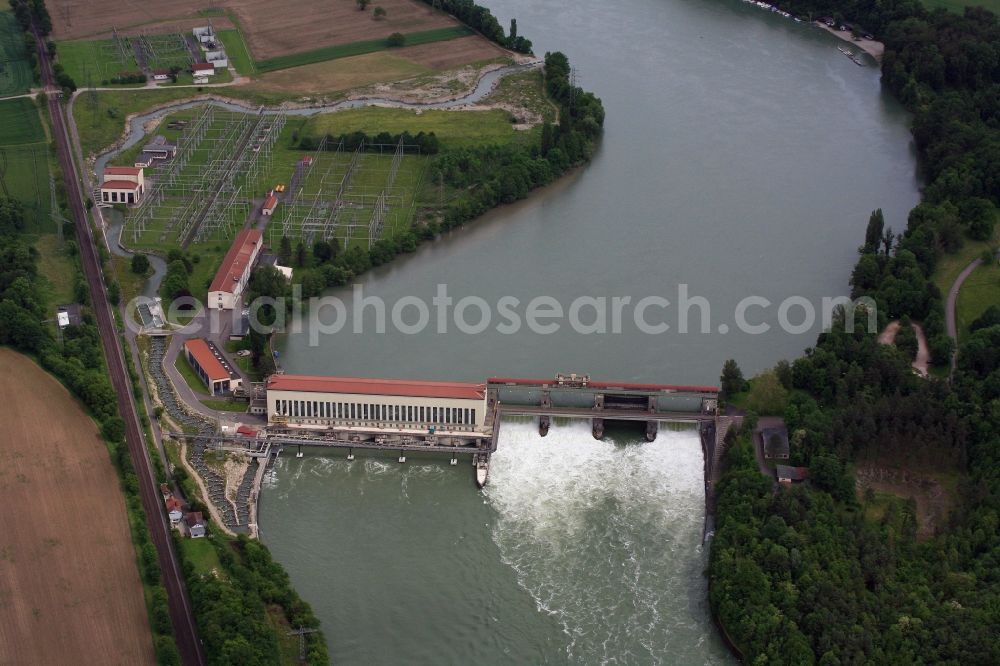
left=0, top=350, right=155, bottom=665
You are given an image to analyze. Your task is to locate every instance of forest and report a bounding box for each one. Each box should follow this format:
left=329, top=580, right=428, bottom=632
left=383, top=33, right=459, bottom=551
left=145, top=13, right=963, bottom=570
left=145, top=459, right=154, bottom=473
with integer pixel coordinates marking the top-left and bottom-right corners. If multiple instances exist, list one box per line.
left=709, top=2, right=1000, bottom=663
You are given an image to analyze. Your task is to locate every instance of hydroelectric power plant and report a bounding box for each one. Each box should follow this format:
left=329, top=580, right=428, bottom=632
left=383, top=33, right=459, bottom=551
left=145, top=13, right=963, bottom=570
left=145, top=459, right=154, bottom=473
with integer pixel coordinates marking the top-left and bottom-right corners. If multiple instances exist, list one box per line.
left=180, top=373, right=735, bottom=493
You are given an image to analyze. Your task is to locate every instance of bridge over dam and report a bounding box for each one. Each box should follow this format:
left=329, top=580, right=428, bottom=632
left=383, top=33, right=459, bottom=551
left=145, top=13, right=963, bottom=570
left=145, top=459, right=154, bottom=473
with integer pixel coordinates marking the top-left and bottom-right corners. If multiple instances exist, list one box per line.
left=172, top=373, right=737, bottom=500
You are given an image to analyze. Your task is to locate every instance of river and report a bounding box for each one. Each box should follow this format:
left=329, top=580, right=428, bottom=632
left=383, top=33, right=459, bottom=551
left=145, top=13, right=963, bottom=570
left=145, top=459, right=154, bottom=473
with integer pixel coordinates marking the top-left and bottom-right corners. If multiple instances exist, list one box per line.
left=260, top=0, right=921, bottom=663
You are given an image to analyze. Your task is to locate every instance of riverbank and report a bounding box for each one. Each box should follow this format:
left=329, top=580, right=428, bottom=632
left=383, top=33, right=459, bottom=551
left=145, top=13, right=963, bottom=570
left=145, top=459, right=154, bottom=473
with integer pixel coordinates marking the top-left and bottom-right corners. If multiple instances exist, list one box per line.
left=814, top=21, right=885, bottom=60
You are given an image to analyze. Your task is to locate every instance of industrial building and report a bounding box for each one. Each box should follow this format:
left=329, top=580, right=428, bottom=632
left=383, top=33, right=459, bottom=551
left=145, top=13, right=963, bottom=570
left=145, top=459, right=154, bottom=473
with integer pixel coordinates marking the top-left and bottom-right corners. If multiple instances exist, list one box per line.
left=266, top=375, right=488, bottom=432
left=192, top=62, right=215, bottom=77
left=262, top=193, right=278, bottom=216
left=183, top=338, right=242, bottom=395
left=207, top=228, right=263, bottom=310
left=100, top=166, right=145, bottom=205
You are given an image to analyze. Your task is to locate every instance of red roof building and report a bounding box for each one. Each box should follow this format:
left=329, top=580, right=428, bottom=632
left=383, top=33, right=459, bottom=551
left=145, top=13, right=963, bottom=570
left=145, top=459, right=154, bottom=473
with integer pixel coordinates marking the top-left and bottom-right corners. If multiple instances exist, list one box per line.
left=101, top=166, right=145, bottom=205
left=101, top=179, right=142, bottom=191
left=267, top=375, right=488, bottom=430
left=184, top=338, right=242, bottom=395
left=267, top=375, right=486, bottom=400
left=208, top=228, right=263, bottom=310
left=192, top=63, right=215, bottom=74
left=262, top=194, right=278, bottom=216
left=103, top=166, right=143, bottom=177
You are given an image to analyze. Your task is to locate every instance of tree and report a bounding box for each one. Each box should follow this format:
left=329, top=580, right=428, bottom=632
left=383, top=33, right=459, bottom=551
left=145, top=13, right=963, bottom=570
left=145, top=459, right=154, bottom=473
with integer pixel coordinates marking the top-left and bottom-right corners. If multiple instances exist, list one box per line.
left=312, top=240, right=333, bottom=263
left=101, top=416, right=126, bottom=442
left=864, top=208, right=884, bottom=253
left=106, top=281, right=120, bottom=305
left=509, top=18, right=517, bottom=40
left=295, top=241, right=307, bottom=267
left=746, top=370, right=788, bottom=415
left=279, top=235, right=292, bottom=265
left=721, top=359, right=745, bottom=398
left=356, top=0, right=370, bottom=9
left=387, top=32, right=405, bottom=47
left=130, top=253, right=150, bottom=274
left=373, top=6, right=386, bottom=19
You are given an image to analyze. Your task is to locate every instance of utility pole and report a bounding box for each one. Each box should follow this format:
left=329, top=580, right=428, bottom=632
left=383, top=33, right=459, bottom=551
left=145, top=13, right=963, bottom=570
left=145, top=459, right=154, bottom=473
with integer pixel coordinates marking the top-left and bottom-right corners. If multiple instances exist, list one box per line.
left=287, top=626, right=319, bottom=662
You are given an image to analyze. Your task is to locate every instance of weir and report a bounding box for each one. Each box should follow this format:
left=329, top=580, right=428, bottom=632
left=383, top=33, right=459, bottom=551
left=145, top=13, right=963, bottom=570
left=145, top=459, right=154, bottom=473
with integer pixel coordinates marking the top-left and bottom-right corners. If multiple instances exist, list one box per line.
left=172, top=372, right=734, bottom=495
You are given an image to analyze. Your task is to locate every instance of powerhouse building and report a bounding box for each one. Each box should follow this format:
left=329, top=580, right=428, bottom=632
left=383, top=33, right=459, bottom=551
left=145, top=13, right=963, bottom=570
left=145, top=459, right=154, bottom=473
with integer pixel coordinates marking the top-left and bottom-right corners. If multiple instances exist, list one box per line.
left=266, top=375, right=488, bottom=432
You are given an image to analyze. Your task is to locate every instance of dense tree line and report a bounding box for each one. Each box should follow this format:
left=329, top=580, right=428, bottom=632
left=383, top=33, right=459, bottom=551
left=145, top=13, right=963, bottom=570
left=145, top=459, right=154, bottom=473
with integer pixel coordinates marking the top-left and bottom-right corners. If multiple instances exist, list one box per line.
left=182, top=534, right=327, bottom=665
left=299, top=129, right=441, bottom=154
left=8, top=0, right=50, bottom=35
left=710, top=3, right=1000, bottom=663
left=415, top=0, right=532, bottom=53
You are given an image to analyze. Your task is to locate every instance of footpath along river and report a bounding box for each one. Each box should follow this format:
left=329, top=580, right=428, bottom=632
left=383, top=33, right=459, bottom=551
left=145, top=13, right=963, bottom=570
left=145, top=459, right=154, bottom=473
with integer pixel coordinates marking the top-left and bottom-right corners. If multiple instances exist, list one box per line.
left=261, top=0, right=921, bottom=664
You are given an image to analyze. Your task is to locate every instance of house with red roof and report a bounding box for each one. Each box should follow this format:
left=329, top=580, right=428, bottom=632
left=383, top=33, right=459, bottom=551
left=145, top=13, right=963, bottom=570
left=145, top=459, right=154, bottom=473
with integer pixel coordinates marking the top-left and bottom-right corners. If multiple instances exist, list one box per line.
left=262, top=193, right=278, bottom=216
left=165, top=497, right=184, bottom=524
left=100, top=165, right=145, bottom=205
left=207, top=228, right=263, bottom=310
left=184, top=337, right=242, bottom=395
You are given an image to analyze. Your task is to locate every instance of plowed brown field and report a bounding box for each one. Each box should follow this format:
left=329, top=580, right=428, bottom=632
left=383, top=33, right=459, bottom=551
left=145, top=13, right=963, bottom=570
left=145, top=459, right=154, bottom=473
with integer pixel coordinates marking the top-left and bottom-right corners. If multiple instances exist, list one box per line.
left=0, top=349, right=155, bottom=665
left=49, top=0, right=466, bottom=60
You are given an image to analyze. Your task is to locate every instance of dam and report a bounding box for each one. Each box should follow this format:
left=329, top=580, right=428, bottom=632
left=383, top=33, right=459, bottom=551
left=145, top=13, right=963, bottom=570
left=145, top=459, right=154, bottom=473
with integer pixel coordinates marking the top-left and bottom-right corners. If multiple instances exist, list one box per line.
left=180, top=372, right=736, bottom=492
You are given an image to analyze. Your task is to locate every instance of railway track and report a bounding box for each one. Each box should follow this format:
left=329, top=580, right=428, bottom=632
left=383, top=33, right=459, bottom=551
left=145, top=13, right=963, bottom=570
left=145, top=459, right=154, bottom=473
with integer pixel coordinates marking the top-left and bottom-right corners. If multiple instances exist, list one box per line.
left=34, top=25, right=206, bottom=666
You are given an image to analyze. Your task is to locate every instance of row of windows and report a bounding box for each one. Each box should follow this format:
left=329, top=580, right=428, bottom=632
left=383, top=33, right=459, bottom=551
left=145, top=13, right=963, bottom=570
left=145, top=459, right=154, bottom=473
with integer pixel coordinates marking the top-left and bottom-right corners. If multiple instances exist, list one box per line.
left=274, top=399, right=477, bottom=426
left=102, top=189, right=137, bottom=203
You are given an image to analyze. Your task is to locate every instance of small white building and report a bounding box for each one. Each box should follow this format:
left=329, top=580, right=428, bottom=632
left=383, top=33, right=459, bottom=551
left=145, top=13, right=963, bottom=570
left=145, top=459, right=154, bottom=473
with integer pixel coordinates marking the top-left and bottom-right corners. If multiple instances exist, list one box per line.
left=204, top=50, right=229, bottom=69
left=100, top=166, right=145, bottom=205
left=262, top=193, right=278, bottom=216
left=193, top=26, right=214, bottom=43
left=165, top=497, right=184, bottom=524
left=192, top=62, right=215, bottom=77
left=152, top=69, right=170, bottom=81
left=185, top=511, right=206, bottom=538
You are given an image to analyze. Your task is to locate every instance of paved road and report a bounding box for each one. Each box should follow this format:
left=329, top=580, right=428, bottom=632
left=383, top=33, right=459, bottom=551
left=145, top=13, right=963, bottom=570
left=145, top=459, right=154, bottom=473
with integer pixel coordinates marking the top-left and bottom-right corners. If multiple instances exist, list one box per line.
left=35, top=27, right=206, bottom=666
left=946, top=257, right=984, bottom=373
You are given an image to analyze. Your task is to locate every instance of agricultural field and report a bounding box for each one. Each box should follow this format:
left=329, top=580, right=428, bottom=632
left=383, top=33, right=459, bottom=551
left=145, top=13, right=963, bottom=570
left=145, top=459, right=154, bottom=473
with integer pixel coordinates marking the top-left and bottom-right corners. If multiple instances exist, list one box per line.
left=394, top=34, right=508, bottom=69
left=216, top=29, right=255, bottom=76
left=254, top=50, right=432, bottom=95
left=45, top=0, right=208, bottom=40
left=0, top=98, right=51, bottom=226
left=47, top=0, right=501, bottom=80
left=0, top=9, right=33, bottom=97
left=255, top=26, right=473, bottom=73
left=0, top=97, right=43, bottom=145
left=0, top=349, right=155, bottom=665
left=56, top=38, right=141, bottom=86
left=229, top=0, right=459, bottom=61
